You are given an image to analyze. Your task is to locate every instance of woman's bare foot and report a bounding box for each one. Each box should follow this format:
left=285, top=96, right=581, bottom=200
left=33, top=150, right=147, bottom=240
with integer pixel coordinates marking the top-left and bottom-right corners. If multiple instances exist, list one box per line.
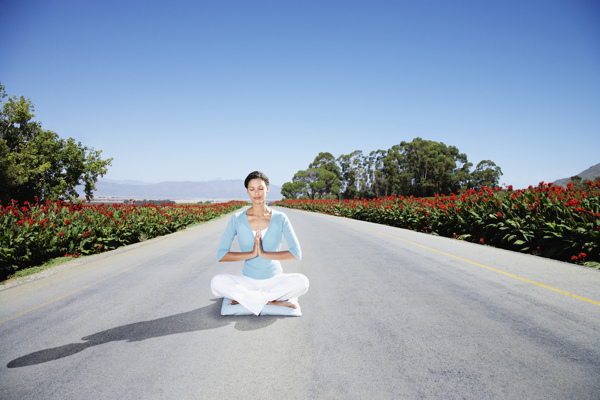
left=267, top=300, right=297, bottom=309
left=229, top=300, right=239, bottom=305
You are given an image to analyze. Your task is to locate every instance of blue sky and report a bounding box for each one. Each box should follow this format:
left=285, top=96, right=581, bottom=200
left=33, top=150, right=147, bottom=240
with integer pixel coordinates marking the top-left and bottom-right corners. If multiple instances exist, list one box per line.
left=2, top=0, right=599, bottom=190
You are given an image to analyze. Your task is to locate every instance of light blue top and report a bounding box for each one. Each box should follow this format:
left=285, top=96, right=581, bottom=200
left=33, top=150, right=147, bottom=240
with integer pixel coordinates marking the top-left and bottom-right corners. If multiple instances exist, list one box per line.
left=217, top=208, right=302, bottom=279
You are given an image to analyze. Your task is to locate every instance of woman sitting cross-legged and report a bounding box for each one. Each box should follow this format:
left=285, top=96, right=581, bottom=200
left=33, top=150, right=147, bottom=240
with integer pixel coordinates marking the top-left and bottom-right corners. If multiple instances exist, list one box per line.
left=210, top=171, right=309, bottom=316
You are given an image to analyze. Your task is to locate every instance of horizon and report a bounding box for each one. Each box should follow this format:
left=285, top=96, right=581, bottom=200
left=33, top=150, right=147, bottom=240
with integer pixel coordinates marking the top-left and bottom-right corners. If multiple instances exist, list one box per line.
left=2, top=1, right=599, bottom=190
left=98, top=161, right=599, bottom=190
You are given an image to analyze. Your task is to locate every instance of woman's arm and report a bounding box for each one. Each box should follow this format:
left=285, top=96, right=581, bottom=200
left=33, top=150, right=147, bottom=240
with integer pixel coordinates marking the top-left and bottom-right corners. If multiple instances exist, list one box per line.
left=258, top=227, right=299, bottom=261
left=219, top=230, right=260, bottom=262
left=281, top=213, right=302, bottom=261
left=219, top=251, right=257, bottom=262
left=258, top=247, right=299, bottom=261
left=222, top=231, right=298, bottom=261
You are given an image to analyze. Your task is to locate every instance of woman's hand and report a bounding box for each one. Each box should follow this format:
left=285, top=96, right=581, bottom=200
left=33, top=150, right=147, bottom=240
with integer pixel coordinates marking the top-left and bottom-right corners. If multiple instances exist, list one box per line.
left=219, top=231, right=262, bottom=262
left=253, top=230, right=261, bottom=258
left=256, top=232, right=298, bottom=261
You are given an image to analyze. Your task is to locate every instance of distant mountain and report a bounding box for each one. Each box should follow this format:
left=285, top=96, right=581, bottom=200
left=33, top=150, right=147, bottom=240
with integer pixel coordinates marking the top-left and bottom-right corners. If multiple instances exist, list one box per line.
left=84, top=179, right=282, bottom=201
left=553, top=163, right=600, bottom=187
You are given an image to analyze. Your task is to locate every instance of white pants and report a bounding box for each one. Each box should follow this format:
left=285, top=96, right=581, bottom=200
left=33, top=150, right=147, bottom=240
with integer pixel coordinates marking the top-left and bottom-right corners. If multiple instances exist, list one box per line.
left=211, top=273, right=309, bottom=316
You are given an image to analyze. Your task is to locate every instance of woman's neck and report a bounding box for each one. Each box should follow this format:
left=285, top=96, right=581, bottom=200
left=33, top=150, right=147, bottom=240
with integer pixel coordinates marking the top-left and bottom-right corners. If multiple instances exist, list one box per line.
left=249, top=203, right=269, bottom=216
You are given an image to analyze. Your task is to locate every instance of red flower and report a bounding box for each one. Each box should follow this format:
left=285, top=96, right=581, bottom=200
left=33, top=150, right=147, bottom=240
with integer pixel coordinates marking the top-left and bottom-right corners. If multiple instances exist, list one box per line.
left=58, top=232, right=65, bottom=236
left=497, top=212, right=503, bottom=217
left=479, top=238, right=484, bottom=244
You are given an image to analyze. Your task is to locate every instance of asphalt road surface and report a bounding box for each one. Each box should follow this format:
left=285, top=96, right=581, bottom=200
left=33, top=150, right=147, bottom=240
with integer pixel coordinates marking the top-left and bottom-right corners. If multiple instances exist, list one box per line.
left=1, top=207, right=599, bottom=399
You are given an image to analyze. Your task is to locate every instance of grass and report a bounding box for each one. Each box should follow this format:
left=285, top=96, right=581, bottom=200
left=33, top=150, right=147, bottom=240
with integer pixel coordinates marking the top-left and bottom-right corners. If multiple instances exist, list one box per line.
left=2, top=256, right=75, bottom=283
left=584, top=261, right=600, bottom=269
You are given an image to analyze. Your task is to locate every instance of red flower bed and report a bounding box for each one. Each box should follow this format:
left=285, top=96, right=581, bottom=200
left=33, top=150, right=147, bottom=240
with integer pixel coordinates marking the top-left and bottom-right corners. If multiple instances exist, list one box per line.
left=275, top=181, right=600, bottom=267
left=0, top=200, right=246, bottom=278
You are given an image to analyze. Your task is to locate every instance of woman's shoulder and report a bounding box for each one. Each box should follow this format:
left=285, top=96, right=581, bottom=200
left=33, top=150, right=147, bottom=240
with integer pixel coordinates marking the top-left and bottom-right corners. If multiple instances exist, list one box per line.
left=270, top=208, right=289, bottom=222
left=270, top=208, right=284, bottom=216
left=229, top=209, right=248, bottom=222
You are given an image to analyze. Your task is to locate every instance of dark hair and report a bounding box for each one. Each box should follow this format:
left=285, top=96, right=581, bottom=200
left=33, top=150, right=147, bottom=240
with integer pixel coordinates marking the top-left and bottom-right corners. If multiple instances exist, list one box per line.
left=244, top=171, right=269, bottom=188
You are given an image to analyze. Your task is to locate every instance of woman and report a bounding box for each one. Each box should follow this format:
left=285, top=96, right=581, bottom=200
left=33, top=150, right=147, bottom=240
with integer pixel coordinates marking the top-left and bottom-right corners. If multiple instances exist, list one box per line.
left=211, top=171, right=309, bottom=316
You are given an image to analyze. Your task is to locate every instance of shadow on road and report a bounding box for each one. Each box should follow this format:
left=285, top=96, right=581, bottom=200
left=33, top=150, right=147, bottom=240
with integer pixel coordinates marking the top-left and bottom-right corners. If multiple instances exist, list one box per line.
left=7, top=298, right=281, bottom=368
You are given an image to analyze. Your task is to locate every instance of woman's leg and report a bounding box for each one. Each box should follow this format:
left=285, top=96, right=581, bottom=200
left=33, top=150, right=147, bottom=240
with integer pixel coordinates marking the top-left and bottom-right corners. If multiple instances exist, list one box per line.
left=261, top=273, right=310, bottom=303
left=210, top=274, right=268, bottom=316
left=211, top=273, right=309, bottom=315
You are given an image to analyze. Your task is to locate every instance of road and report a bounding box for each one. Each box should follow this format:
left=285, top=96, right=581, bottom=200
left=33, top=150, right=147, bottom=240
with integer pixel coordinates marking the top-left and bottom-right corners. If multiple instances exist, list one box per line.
left=1, top=207, right=599, bottom=399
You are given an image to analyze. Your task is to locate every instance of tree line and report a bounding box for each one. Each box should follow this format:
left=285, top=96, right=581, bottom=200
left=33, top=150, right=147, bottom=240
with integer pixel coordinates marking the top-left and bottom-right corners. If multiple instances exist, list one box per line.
left=281, top=138, right=503, bottom=200
left=568, top=175, right=600, bottom=188
left=1, top=83, right=112, bottom=204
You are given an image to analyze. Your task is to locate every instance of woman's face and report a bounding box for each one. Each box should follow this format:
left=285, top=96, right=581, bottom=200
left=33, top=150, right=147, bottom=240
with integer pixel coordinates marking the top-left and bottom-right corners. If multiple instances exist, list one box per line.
left=247, top=178, right=269, bottom=204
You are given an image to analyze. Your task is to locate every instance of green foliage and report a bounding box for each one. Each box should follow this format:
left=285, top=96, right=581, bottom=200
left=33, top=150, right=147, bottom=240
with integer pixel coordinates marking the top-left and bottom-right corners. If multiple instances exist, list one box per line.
left=398, top=138, right=469, bottom=196
left=280, top=137, right=502, bottom=200
left=283, top=152, right=342, bottom=199
left=337, top=150, right=366, bottom=199
left=7, top=255, right=73, bottom=280
left=0, top=200, right=246, bottom=279
left=281, top=180, right=308, bottom=200
left=275, top=181, right=600, bottom=266
left=309, top=152, right=342, bottom=179
left=0, top=82, right=112, bottom=203
left=471, top=160, right=503, bottom=190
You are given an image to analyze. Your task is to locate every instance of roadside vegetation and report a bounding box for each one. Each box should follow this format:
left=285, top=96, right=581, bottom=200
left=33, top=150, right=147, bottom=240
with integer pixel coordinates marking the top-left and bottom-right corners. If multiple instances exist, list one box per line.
left=281, top=139, right=503, bottom=200
left=0, top=200, right=246, bottom=280
left=275, top=181, right=600, bottom=268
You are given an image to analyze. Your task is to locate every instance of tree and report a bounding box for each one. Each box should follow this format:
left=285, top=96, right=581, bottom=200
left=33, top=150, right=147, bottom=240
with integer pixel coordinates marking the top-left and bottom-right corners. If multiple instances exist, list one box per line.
left=315, top=168, right=341, bottom=199
left=283, top=168, right=340, bottom=200
left=381, top=145, right=405, bottom=196
left=309, top=152, right=341, bottom=179
left=454, top=160, right=473, bottom=192
left=281, top=180, right=307, bottom=199
left=290, top=169, right=321, bottom=200
left=0, top=83, right=112, bottom=203
left=367, top=149, right=389, bottom=198
left=471, top=160, right=503, bottom=189
left=281, top=138, right=503, bottom=199
left=337, top=150, right=365, bottom=199
left=398, top=138, right=454, bottom=196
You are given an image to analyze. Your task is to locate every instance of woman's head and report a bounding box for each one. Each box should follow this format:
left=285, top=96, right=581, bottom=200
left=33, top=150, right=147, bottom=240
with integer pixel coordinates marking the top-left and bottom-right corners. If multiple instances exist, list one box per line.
left=245, top=171, right=269, bottom=205
left=244, top=171, right=269, bottom=188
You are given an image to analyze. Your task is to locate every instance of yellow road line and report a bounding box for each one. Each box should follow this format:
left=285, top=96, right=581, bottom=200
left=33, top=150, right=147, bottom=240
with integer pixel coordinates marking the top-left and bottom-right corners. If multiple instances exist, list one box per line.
left=0, top=239, right=197, bottom=325
left=344, top=220, right=600, bottom=307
